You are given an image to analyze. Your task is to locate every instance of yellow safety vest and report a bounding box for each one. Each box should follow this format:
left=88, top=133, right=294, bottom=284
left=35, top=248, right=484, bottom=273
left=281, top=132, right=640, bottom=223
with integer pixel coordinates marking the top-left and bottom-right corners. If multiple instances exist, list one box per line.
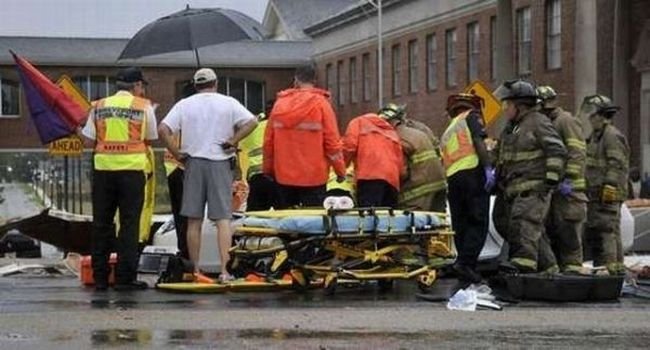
left=326, top=165, right=355, bottom=196
left=240, top=117, right=267, bottom=180
left=163, top=133, right=183, bottom=176
left=440, top=110, right=479, bottom=177
left=93, top=93, right=149, bottom=171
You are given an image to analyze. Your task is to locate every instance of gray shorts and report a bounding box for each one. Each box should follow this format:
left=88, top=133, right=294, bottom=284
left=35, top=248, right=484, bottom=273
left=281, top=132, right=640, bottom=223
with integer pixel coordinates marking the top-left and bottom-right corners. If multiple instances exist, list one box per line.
left=181, top=157, right=233, bottom=220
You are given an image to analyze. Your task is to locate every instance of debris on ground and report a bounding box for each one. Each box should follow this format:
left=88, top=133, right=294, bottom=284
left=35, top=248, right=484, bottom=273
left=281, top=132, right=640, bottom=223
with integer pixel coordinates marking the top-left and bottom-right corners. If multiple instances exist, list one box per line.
left=446, top=283, right=502, bottom=311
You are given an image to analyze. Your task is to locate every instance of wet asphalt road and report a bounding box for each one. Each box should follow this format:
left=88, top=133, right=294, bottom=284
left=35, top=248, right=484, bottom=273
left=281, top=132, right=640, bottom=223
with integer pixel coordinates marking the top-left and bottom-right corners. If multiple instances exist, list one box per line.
left=0, top=183, right=42, bottom=222
left=0, top=268, right=649, bottom=349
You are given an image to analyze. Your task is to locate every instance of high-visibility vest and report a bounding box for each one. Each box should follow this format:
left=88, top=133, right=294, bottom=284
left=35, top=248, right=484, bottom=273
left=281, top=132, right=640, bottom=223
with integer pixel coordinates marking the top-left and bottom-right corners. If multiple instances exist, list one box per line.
left=163, top=133, right=183, bottom=176
left=93, top=94, right=149, bottom=171
left=240, top=117, right=267, bottom=180
left=440, top=110, right=479, bottom=177
left=326, top=165, right=355, bottom=196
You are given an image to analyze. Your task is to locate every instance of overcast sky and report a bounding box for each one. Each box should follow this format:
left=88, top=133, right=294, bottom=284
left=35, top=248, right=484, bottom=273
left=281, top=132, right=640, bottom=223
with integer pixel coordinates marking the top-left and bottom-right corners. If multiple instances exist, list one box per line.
left=0, top=0, right=269, bottom=38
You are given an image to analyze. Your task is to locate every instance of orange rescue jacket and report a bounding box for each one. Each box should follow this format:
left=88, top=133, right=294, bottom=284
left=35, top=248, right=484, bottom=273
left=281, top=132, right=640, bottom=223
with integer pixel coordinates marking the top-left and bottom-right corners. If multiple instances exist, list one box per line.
left=263, top=87, right=345, bottom=186
left=343, top=113, right=404, bottom=190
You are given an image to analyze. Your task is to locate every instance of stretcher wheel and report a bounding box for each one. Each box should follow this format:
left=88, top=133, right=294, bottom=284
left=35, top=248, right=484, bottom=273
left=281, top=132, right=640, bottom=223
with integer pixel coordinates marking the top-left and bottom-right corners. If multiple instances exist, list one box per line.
left=377, top=279, right=394, bottom=292
left=417, top=270, right=437, bottom=292
left=324, top=275, right=338, bottom=296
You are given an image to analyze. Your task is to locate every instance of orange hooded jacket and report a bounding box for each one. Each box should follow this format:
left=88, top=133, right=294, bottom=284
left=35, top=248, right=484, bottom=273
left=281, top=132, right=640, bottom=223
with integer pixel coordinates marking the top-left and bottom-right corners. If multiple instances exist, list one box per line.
left=263, top=87, right=346, bottom=187
left=343, top=113, right=404, bottom=190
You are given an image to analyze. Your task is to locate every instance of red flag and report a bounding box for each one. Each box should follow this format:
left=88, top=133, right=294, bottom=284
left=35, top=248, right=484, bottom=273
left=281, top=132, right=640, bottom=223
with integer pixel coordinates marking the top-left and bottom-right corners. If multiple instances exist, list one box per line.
left=11, top=51, right=87, bottom=144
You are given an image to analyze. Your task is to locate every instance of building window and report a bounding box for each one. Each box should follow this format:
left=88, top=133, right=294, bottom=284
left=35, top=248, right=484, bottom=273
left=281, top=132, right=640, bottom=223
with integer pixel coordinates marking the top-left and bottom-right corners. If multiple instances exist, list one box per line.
left=490, top=16, right=497, bottom=80
left=0, top=77, right=20, bottom=117
left=326, top=63, right=335, bottom=103
left=426, top=34, right=438, bottom=90
left=349, top=57, right=358, bottom=103
left=73, top=75, right=115, bottom=101
left=517, top=7, right=532, bottom=75
left=467, top=22, right=480, bottom=82
left=362, top=53, right=371, bottom=101
left=337, top=60, right=345, bottom=106
left=392, top=44, right=401, bottom=96
left=408, top=40, right=418, bottom=93
left=546, top=0, right=562, bottom=69
left=446, top=29, right=457, bottom=87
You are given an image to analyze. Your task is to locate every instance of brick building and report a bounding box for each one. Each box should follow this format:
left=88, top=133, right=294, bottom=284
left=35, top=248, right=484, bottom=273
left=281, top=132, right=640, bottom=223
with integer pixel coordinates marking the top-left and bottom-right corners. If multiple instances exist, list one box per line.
left=304, top=0, right=650, bottom=173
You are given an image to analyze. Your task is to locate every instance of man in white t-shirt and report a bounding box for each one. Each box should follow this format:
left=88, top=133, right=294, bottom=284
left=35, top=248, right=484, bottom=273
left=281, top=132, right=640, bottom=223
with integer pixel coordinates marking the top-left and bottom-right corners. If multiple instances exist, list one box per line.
left=159, top=68, right=257, bottom=282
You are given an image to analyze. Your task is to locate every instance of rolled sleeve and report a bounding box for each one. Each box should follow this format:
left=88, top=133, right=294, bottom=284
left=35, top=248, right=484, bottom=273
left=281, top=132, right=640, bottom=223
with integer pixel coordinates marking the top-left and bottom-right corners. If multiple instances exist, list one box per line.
left=144, top=105, right=158, bottom=140
left=81, top=110, right=96, bottom=140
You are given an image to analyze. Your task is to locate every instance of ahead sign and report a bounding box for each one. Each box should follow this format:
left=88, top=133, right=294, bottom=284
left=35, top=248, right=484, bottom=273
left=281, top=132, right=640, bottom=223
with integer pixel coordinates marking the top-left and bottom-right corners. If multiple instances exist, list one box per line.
left=47, top=75, right=90, bottom=156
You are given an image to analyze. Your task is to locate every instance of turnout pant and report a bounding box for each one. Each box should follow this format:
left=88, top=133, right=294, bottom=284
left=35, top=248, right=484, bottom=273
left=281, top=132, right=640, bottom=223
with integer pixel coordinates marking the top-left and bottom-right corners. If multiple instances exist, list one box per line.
left=584, top=200, right=624, bottom=274
left=493, top=190, right=556, bottom=272
left=276, top=184, right=326, bottom=209
left=247, top=174, right=278, bottom=211
left=545, top=192, right=587, bottom=272
left=92, top=170, right=145, bottom=284
left=167, top=168, right=188, bottom=259
left=447, top=168, right=489, bottom=268
left=357, top=179, right=398, bottom=208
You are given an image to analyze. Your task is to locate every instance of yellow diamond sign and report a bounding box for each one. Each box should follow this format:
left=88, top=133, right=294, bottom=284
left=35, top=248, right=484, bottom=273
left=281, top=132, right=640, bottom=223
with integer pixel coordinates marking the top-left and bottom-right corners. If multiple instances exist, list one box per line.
left=464, top=80, right=501, bottom=127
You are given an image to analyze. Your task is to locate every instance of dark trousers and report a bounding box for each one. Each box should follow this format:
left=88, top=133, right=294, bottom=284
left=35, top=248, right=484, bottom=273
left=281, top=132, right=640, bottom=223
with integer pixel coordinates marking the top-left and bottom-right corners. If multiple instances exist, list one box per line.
left=92, top=170, right=145, bottom=284
left=167, top=168, right=188, bottom=259
left=247, top=174, right=278, bottom=211
left=447, top=168, right=489, bottom=268
left=357, top=179, right=398, bottom=207
left=276, top=184, right=326, bottom=209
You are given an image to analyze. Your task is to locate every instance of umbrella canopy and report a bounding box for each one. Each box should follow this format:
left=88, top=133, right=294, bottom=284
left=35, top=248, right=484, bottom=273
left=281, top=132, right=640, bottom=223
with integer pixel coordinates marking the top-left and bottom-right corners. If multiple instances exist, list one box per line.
left=118, top=7, right=267, bottom=66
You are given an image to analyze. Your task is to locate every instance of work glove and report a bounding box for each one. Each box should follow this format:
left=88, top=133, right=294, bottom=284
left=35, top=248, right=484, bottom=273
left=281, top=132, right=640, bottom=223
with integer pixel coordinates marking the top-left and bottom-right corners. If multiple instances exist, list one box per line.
left=483, top=166, right=496, bottom=192
left=558, top=179, right=573, bottom=196
left=601, top=184, right=618, bottom=203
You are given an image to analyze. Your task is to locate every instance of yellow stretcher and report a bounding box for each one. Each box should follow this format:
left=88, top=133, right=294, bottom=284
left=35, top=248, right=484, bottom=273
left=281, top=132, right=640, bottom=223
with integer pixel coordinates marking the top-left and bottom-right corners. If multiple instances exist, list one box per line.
left=226, top=207, right=455, bottom=294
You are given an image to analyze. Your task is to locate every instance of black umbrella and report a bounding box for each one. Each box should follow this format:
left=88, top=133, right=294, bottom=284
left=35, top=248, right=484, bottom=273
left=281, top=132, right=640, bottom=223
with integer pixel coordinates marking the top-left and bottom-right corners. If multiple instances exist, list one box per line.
left=118, top=6, right=267, bottom=67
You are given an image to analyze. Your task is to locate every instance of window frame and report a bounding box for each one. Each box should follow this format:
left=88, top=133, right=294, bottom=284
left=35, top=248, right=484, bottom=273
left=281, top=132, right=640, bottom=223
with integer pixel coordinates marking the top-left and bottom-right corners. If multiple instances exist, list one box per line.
left=392, top=44, right=401, bottom=97
left=349, top=56, right=358, bottom=103
left=467, top=21, right=480, bottom=82
left=546, top=0, right=562, bottom=70
left=408, top=39, right=419, bottom=94
left=362, top=53, right=371, bottom=102
left=516, top=7, right=532, bottom=76
left=490, top=16, right=497, bottom=80
left=0, top=76, right=21, bottom=118
left=446, top=28, right=457, bottom=87
left=426, top=34, right=438, bottom=91
left=337, top=60, right=345, bottom=106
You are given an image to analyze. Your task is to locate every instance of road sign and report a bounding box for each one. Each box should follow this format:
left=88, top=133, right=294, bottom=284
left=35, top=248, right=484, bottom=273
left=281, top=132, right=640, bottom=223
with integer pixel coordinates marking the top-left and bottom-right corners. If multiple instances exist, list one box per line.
left=48, top=136, right=83, bottom=156
left=464, top=80, right=502, bottom=127
left=47, top=76, right=90, bottom=156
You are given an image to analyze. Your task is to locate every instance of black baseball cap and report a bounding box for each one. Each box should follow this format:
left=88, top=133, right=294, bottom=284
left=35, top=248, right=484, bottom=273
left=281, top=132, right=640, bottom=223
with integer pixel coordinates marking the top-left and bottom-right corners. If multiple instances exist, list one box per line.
left=116, top=67, right=148, bottom=85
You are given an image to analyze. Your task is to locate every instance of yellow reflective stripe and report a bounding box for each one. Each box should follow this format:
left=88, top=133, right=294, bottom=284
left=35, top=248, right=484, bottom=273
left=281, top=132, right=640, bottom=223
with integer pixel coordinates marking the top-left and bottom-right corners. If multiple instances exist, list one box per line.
left=511, top=257, right=537, bottom=269
left=412, top=150, right=437, bottom=164
left=586, top=158, right=606, bottom=167
left=565, top=163, right=582, bottom=175
left=570, top=178, right=586, bottom=190
left=501, top=150, right=544, bottom=161
left=247, top=164, right=263, bottom=178
left=606, top=150, right=626, bottom=161
left=105, top=118, right=129, bottom=142
left=445, top=154, right=479, bottom=178
left=95, top=153, right=147, bottom=171
left=505, top=179, right=545, bottom=197
left=546, top=157, right=564, bottom=169
left=401, top=181, right=446, bottom=202
left=566, top=138, right=586, bottom=150
left=546, top=172, right=560, bottom=181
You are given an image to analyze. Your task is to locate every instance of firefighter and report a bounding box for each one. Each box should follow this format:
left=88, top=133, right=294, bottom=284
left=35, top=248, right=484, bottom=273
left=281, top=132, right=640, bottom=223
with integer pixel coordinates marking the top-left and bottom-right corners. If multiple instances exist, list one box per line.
left=343, top=111, right=404, bottom=207
left=380, top=103, right=446, bottom=211
left=582, top=94, right=630, bottom=275
left=537, top=86, right=587, bottom=274
left=440, top=93, right=494, bottom=283
left=493, top=79, right=567, bottom=273
left=404, top=118, right=447, bottom=212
